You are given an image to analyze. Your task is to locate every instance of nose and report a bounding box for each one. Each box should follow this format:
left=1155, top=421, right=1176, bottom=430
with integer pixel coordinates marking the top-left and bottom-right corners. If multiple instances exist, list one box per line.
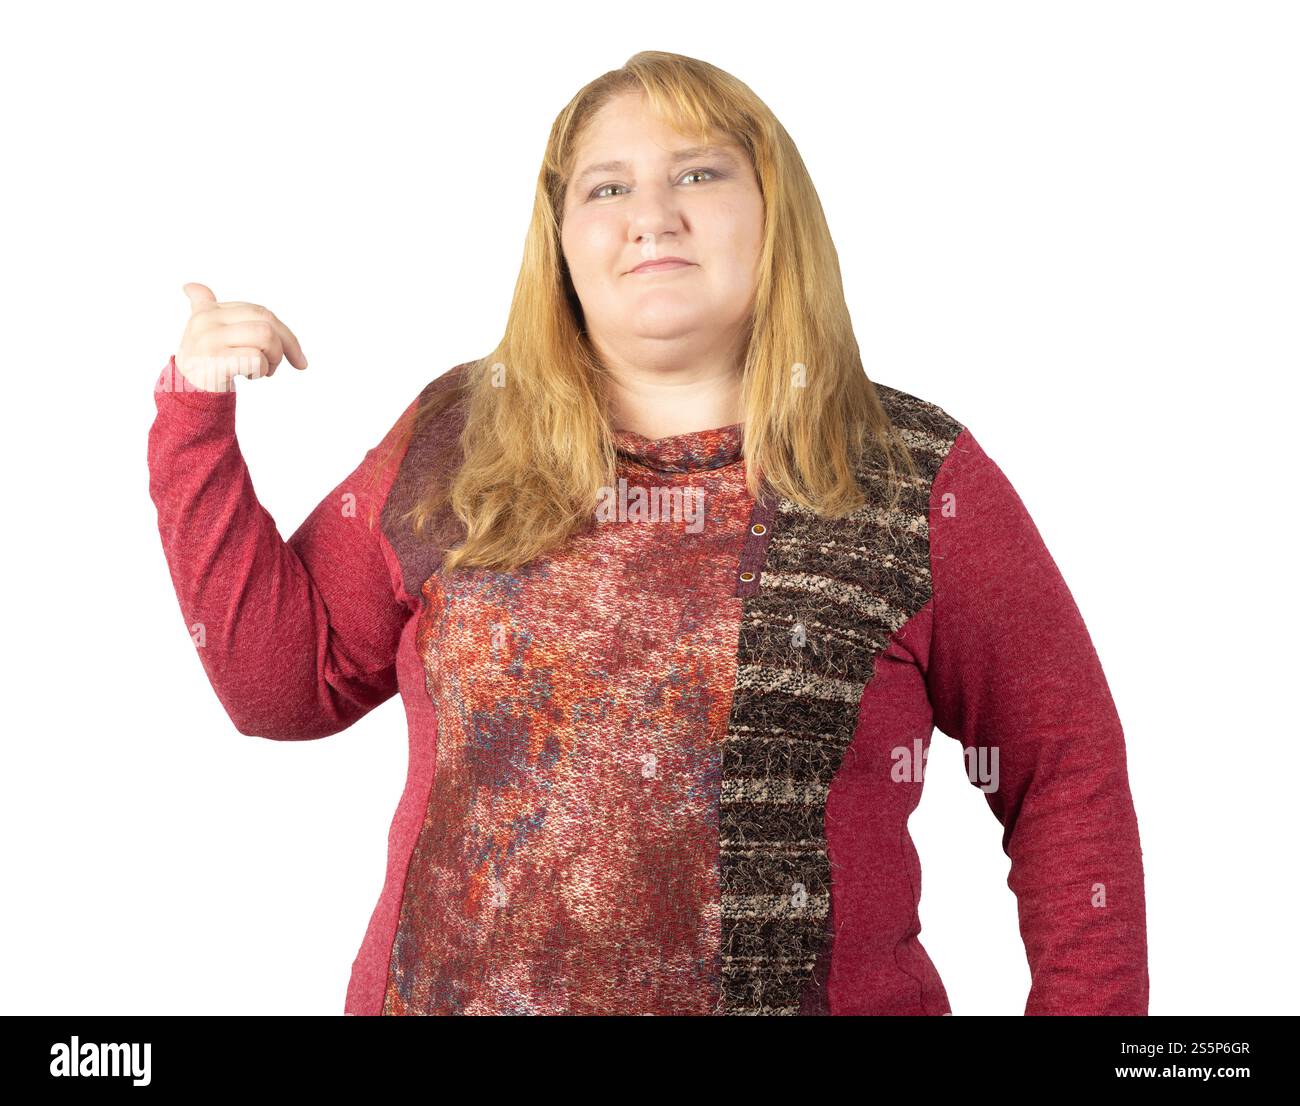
left=627, top=188, right=686, bottom=252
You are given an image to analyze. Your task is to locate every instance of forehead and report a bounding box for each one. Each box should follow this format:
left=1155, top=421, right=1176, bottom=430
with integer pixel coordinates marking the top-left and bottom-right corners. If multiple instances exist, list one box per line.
left=568, top=93, right=742, bottom=181
left=580, top=92, right=707, bottom=144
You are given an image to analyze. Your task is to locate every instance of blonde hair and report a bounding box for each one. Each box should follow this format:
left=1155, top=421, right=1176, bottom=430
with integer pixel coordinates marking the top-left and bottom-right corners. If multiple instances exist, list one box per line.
left=374, top=49, right=920, bottom=576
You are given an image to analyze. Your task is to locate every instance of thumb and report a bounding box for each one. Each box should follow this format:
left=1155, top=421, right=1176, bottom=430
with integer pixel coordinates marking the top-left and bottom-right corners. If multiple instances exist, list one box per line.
left=182, top=282, right=216, bottom=312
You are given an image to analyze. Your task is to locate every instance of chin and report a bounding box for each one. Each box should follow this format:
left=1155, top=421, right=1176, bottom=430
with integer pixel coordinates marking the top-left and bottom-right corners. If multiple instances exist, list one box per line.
left=628, top=304, right=708, bottom=336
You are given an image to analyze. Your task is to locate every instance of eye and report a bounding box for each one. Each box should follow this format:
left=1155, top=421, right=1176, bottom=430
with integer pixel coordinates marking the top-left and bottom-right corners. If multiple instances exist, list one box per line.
left=587, top=167, right=724, bottom=201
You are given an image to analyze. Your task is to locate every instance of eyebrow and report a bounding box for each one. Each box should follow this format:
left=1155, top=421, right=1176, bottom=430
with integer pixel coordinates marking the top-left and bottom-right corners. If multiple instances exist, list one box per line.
left=572, top=145, right=741, bottom=187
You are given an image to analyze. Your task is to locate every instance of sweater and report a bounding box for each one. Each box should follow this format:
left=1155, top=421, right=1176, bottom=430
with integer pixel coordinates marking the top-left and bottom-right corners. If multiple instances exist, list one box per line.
left=146, top=355, right=1149, bottom=1015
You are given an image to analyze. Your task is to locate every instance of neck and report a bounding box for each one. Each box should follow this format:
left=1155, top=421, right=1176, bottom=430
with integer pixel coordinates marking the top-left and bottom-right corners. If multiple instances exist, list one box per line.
left=595, top=331, right=746, bottom=439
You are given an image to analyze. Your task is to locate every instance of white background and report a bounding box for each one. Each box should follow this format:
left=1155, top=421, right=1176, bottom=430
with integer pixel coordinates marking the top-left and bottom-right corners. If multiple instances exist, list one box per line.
left=2, top=0, right=1295, bottom=1015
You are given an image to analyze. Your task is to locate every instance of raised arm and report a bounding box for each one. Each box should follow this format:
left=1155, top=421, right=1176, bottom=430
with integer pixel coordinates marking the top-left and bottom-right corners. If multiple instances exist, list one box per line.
left=147, top=348, right=419, bottom=740
left=925, top=427, right=1149, bottom=1015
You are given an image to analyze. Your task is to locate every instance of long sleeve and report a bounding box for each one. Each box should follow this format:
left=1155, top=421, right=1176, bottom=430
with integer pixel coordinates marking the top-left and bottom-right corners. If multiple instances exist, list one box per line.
left=147, top=355, right=418, bottom=740
left=924, top=427, right=1149, bottom=1015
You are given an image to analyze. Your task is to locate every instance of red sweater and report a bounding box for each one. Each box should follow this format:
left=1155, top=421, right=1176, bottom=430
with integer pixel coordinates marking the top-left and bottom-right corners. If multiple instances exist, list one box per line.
left=147, top=355, right=1148, bottom=1015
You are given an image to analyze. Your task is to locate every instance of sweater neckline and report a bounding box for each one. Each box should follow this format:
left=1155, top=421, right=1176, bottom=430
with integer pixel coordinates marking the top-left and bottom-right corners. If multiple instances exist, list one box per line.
left=611, top=422, right=744, bottom=474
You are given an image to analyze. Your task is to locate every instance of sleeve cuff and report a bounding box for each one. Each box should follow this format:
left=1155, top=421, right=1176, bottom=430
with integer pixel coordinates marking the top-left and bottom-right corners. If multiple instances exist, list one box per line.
left=154, top=354, right=238, bottom=412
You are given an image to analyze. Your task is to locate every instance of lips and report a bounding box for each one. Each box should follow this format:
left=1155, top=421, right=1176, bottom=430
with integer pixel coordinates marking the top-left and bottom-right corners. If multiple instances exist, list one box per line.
left=629, top=257, right=694, bottom=274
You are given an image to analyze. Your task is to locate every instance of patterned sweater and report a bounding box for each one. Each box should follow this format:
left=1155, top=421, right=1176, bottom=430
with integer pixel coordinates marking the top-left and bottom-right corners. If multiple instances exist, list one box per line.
left=147, top=355, right=1148, bottom=1015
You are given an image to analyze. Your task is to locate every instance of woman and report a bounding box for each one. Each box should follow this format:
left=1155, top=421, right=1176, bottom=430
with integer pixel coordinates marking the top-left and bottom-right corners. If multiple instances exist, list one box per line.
left=148, top=50, right=1148, bottom=1016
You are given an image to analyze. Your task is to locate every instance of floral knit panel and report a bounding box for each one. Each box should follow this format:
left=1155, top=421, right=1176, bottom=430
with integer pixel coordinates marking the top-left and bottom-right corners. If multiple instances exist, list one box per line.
left=381, top=425, right=751, bottom=1015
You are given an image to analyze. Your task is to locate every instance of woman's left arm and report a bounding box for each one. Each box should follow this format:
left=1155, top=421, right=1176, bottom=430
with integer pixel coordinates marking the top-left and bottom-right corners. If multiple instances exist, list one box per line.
left=924, top=426, right=1149, bottom=1015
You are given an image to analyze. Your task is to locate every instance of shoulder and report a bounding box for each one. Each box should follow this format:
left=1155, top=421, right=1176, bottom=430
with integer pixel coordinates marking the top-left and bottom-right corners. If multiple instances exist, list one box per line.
left=377, top=360, right=477, bottom=595
left=382, top=359, right=475, bottom=458
left=383, top=359, right=475, bottom=452
left=382, top=357, right=477, bottom=480
left=365, top=360, right=475, bottom=487
left=874, top=383, right=1046, bottom=583
left=871, top=378, right=967, bottom=452
left=415, top=358, right=476, bottom=406
left=868, top=378, right=970, bottom=488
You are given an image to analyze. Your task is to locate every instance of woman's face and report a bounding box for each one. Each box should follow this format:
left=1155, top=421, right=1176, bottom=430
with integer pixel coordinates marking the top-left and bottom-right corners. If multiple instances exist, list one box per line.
left=560, top=92, right=764, bottom=356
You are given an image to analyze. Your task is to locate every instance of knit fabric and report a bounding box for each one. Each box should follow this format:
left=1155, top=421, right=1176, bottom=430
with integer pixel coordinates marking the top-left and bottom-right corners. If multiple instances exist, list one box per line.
left=147, top=356, right=1148, bottom=1015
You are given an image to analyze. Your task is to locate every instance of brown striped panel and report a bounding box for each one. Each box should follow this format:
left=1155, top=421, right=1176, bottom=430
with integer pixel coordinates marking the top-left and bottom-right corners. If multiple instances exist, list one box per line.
left=720, top=382, right=965, bottom=1014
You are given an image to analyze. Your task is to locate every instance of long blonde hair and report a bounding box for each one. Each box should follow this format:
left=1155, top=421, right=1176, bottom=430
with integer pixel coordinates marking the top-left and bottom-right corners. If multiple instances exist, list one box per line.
left=375, top=49, right=920, bottom=576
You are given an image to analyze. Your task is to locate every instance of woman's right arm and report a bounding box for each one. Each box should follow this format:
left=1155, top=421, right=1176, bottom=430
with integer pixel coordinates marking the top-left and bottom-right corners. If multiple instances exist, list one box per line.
left=146, top=285, right=418, bottom=739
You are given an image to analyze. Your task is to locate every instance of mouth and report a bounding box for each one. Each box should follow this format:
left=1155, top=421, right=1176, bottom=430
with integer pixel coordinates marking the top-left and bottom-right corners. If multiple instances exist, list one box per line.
left=628, top=258, right=696, bottom=275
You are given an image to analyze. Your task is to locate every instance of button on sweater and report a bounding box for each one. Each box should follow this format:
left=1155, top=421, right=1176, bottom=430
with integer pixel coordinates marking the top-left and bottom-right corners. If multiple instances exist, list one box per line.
left=146, top=355, right=1148, bottom=1015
